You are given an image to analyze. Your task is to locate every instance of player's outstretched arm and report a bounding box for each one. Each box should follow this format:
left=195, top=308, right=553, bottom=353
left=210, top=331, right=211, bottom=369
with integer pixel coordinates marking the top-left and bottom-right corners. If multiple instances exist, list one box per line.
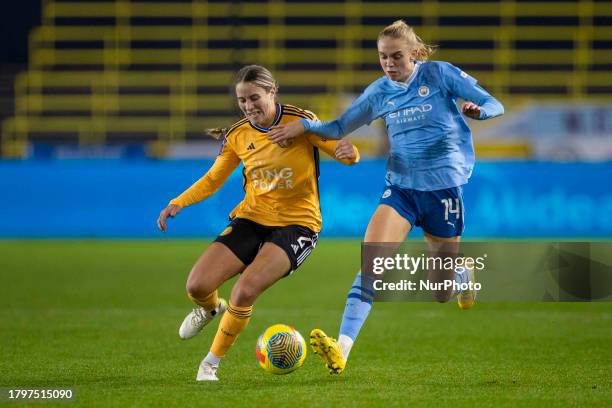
left=158, top=140, right=240, bottom=233
left=157, top=204, right=182, bottom=232
left=269, top=88, right=378, bottom=144
left=268, top=115, right=346, bottom=143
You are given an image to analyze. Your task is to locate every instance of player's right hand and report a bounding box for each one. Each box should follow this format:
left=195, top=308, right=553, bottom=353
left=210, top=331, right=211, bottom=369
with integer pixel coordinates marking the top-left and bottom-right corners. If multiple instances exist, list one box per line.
left=157, top=204, right=182, bottom=232
left=268, top=120, right=305, bottom=143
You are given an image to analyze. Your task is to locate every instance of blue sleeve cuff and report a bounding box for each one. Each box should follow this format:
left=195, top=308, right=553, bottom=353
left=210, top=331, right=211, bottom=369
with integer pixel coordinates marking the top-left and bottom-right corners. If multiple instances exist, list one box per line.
left=479, top=100, right=504, bottom=120
left=299, top=118, right=312, bottom=131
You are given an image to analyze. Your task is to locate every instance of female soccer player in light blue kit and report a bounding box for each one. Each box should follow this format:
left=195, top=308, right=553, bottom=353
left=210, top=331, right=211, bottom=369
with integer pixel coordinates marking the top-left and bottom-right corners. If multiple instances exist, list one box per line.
left=268, top=20, right=504, bottom=374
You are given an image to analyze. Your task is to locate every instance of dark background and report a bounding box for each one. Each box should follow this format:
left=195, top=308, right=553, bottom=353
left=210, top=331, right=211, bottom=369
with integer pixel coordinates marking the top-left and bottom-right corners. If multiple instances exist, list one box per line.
left=1, top=0, right=41, bottom=64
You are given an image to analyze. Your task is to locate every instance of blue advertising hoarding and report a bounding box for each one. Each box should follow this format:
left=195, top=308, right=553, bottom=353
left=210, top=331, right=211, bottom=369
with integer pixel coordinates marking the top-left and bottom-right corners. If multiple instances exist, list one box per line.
left=0, top=160, right=610, bottom=238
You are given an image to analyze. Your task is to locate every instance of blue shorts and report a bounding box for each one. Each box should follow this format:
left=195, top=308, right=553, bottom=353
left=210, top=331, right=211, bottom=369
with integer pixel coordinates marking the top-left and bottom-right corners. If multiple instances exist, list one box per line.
left=379, top=185, right=465, bottom=238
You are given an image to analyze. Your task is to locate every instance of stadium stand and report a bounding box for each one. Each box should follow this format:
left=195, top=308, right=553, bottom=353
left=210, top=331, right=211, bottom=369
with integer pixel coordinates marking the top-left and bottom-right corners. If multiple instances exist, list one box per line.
left=1, top=0, right=611, bottom=157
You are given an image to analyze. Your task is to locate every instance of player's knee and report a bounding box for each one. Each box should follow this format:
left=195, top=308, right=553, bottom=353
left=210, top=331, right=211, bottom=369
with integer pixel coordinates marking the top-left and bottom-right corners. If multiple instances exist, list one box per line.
left=186, top=279, right=214, bottom=301
left=230, top=282, right=259, bottom=306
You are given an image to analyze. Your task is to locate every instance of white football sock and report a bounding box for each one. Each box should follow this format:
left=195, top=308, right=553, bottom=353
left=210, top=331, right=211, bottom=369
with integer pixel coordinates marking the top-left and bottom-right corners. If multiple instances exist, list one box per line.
left=338, top=334, right=354, bottom=359
left=203, top=351, right=222, bottom=367
left=453, top=266, right=470, bottom=297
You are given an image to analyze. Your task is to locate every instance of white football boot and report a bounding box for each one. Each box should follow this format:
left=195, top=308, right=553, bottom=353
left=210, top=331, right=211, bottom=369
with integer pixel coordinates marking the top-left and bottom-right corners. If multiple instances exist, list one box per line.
left=196, top=361, right=219, bottom=381
left=179, top=298, right=227, bottom=340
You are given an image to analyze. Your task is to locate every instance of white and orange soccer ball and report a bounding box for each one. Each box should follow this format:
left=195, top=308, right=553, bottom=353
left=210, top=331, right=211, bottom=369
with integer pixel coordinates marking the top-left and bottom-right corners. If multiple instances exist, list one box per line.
left=255, top=324, right=307, bottom=375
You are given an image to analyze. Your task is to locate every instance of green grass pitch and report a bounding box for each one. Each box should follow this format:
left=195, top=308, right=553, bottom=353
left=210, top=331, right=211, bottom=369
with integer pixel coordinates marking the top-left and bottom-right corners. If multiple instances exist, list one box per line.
left=1, top=240, right=610, bottom=407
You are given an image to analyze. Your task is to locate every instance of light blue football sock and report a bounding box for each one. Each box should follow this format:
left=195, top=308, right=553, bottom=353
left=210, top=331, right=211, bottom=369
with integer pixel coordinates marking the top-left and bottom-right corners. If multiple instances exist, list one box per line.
left=454, top=267, right=469, bottom=296
left=339, top=272, right=374, bottom=342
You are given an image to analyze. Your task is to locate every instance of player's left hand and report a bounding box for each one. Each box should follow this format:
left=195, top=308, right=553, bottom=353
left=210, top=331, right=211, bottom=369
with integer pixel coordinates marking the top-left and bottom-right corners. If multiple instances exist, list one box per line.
left=157, top=204, right=182, bottom=233
left=335, top=139, right=356, bottom=160
left=462, top=102, right=481, bottom=119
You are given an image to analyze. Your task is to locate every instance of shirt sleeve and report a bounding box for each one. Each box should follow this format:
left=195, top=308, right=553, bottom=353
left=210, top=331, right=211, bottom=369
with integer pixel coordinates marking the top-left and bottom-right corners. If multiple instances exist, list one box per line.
left=305, top=133, right=360, bottom=165
left=300, top=89, right=380, bottom=139
left=439, top=62, right=504, bottom=120
left=169, top=139, right=241, bottom=207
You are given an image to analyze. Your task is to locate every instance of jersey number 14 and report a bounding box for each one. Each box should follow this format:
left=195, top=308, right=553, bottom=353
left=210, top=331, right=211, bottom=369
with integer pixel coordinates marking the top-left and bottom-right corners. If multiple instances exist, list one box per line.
left=441, top=198, right=461, bottom=221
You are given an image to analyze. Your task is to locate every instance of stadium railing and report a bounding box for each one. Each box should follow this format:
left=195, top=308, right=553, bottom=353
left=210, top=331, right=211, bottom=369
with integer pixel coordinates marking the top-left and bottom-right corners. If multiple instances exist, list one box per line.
left=2, top=0, right=611, bottom=158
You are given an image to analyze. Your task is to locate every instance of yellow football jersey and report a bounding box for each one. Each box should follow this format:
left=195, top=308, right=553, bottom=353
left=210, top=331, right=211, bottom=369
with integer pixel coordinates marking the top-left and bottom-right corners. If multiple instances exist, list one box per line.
left=170, top=104, right=360, bottom=232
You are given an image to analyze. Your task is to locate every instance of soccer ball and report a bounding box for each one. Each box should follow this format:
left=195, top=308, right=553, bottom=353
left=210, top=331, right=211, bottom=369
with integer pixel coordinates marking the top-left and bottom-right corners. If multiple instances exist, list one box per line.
left=255, top=324, right=307, bottom=375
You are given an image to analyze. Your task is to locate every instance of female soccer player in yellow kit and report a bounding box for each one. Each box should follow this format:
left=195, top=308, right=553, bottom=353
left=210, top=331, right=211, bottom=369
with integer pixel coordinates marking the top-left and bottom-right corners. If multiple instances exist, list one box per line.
left=156, top=65, right=359, bottom=381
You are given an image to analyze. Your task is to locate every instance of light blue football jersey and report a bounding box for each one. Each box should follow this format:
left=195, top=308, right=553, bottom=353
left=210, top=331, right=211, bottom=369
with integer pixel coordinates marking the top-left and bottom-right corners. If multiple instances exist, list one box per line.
left=301, top=61, right=504, bottom=191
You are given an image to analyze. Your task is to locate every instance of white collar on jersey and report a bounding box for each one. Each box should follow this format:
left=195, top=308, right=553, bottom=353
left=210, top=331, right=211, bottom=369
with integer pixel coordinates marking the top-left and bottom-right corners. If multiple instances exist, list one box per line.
left=388, top=61, right=421, bottom=89
left=248, top=103, right=283, bottom=132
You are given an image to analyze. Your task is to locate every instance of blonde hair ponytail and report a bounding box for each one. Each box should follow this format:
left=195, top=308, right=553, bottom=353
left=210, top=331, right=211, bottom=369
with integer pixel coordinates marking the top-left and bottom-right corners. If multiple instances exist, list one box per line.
left=205, top=127, right=228, bottom=140
left=378, top=20, right=437, bottom=62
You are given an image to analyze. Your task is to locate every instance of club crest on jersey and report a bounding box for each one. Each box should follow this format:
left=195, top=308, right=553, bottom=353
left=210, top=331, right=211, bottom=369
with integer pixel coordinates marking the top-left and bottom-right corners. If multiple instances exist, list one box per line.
left=382, top=189, right=392, bottom=199
left=418, top=85, right=430, bottom=97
